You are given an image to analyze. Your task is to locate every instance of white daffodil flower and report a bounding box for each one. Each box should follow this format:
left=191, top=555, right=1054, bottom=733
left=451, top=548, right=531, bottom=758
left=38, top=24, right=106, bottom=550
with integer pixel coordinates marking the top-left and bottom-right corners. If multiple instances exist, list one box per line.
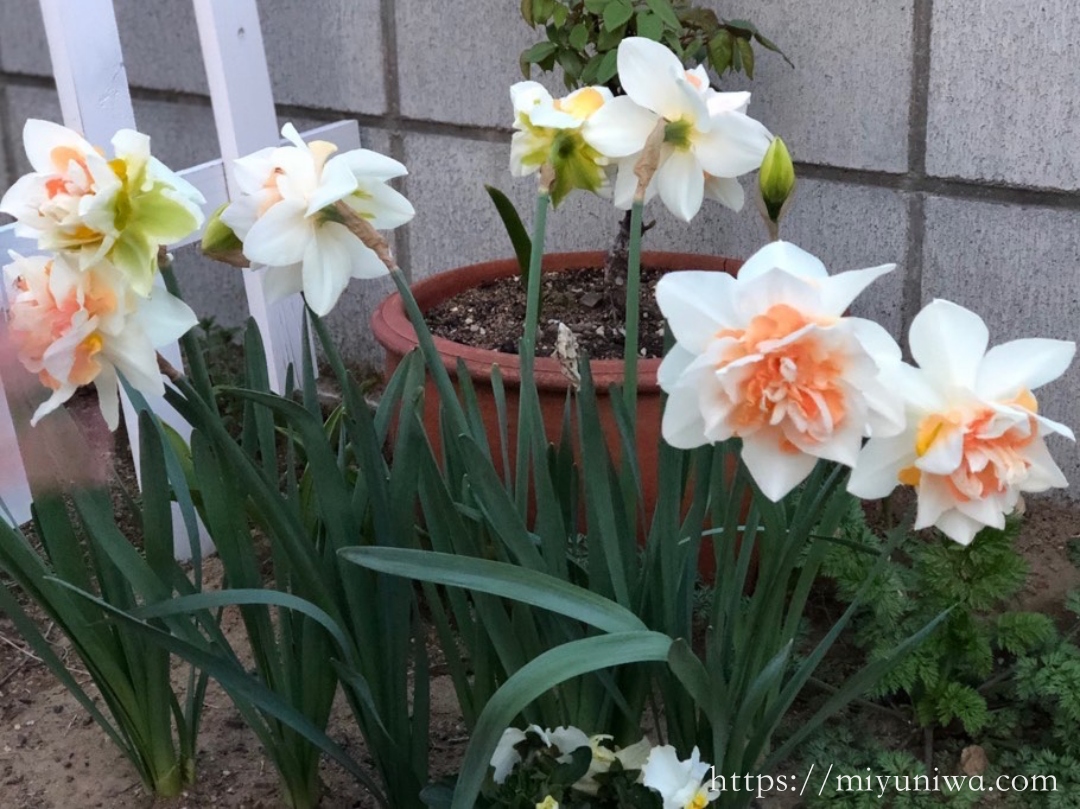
left=509, top=81, right=613, bottom=205
left=3, top=251, right=197, bottom=430
left=656, top=241, right=905, bottom=501
left=221, top=123, right=415, bottom=317
left=584, top=37, right=772, bottom=221
left=0, top=120, right=205, bottom=296
left=641, top=745, right=717, bottom=809
left=848, top=299, right=1075, bottom=545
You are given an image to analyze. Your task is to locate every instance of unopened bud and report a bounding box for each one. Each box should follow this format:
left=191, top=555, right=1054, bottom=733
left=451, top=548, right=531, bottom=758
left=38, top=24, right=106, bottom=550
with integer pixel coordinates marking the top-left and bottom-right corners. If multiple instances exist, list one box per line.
left=200, top=203, right=248, bottom=268
left=758, top=137, right=796, bottom=224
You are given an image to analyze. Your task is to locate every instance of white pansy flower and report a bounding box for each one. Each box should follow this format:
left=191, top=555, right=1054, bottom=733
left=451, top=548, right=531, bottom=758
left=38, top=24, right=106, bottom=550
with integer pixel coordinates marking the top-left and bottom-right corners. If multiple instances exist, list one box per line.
left=641, top=745, right=716, bottom=809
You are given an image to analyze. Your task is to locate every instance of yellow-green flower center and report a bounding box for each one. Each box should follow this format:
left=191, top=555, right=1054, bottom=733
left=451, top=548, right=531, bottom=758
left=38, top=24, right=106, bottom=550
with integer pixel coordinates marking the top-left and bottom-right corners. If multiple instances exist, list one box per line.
left=664, top=118, right=694, bottom=150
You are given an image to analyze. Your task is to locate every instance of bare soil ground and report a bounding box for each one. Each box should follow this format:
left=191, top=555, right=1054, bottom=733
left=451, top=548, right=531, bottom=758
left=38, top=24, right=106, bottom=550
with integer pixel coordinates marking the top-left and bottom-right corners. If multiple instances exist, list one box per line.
left=1, top=393, right=1077, bottom=808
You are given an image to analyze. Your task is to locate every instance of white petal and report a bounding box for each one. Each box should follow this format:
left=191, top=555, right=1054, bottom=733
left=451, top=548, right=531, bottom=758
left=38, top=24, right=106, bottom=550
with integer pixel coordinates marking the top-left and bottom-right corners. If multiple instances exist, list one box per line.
left=933, top=509, right=984, bottom=546
left=954, top=493, right=1007, bottom=532
left=325, top=148, right=409, bottom=183
left=656, top=150, right=705, bottom=222
left=915, top=419, right=964, bottom=475
left=510, top=81, right=552, bottom=114
left=737, top=241, right=829, bottom=283
left=848, top=433, right=917, bottom=498
left=741, top=432, right=819, bottom=501
left=107, top=331, right=167, bottom=398
left=661, top=384, right=709, bottom=449
left=549, top=726, right=590, bottom=757
left=280, top=122, right=306, bottom=149
left=138, top=289, right=199, bottom=347
left=913, top=475, right=957, bottom=531
left=242, top=198, right=311, bottom=266
left=734, top=266, right=822, bottom=322
left=656, top=271, right=738, bottom=352
left=306, top=158, right=359, bottom=215
left=30, top=384, right=78, bottom=427
left=976, top=338, right=1076, bottom=400
left=1020, top=438, right=1069, bottom=491
left=232, top=147, right=278, bottom=194
left=657, top=343, right=695, bottom=391
left=617, top=37, right=684, bottom=116
left=300, top=221, right=382, bottom=316
left=346, top=181, right=416, bottom=230
left=583, top=96, right=660, bottom=159
left=703, top=174, right=744, bottom=211
left=23, top=118, right=93, bottom=174
left=909, top=299, right=989, bottom=390
left=692, top=111, right=773, bottom=178
left=490, top=728, right=526, bottom=784
left=262, top=263, right=304, bottom=304
left=93, top=366, right=121, bottom=431
left=706, top=90, right=752, bottom=115
left=818, top=264, right=895, bottom=315
left=612, top=156, right=643, bottom=209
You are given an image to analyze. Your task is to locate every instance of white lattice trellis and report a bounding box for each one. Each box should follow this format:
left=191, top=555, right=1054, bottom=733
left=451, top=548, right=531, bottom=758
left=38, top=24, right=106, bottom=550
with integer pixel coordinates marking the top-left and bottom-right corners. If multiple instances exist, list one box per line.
left=0, top=0, right=360, bottom=558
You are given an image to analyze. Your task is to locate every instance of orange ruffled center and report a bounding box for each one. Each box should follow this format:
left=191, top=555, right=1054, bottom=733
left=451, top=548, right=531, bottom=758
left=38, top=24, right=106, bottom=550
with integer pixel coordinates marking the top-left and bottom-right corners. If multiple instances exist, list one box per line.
left=900, top=392, right=1039, bottom=501
left=717, top=304, right=847, bottom=448
left=10, top=263, right=118, bottom=390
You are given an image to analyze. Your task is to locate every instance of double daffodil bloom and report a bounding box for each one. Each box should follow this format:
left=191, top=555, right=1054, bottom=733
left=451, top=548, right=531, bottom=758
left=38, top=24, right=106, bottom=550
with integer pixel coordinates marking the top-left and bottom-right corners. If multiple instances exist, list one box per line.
left=584, top=37, right=772, bottom=221
left=848, top=299, right=1075, bottom=545
left=656, top=242, right=905, bottom=501
left=0, top=119, right=205, bottom=296
left=510, top=81, right=613, bottom=206
left=3, top=251, right=197, bottom=430
left=220, top=123, right=415, bottom=317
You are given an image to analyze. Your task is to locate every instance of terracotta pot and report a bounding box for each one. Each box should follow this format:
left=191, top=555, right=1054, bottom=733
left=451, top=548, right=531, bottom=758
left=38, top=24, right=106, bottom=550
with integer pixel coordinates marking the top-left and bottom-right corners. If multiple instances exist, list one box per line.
left=371, top=251, right=743, bottom=574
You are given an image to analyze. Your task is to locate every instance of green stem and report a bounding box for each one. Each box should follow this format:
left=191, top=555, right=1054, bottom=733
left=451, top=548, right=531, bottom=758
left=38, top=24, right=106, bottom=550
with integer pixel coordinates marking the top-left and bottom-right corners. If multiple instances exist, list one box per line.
left=622, top=200, right=645, bottom=422
left=388, top=268, right=467, bottom=436
left=521, top=190, right=551, bottom=359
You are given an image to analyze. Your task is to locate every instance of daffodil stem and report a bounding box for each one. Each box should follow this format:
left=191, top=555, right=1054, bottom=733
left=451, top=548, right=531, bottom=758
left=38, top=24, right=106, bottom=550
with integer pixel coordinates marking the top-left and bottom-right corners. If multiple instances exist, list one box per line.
left=521, top=190, right=551, bottom=359
left=622, top=200, right=645, bottom=418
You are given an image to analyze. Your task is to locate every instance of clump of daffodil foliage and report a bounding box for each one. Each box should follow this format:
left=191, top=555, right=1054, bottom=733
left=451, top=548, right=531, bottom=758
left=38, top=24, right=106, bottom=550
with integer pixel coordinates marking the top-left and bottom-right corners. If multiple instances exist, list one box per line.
left=519, top=0, right=788, bottom=91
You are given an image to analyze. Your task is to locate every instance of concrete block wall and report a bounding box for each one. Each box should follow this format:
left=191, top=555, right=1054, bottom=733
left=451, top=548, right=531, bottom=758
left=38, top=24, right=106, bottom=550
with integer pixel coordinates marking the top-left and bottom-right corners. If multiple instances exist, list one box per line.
left=1, top=1, right=1078, bottom=495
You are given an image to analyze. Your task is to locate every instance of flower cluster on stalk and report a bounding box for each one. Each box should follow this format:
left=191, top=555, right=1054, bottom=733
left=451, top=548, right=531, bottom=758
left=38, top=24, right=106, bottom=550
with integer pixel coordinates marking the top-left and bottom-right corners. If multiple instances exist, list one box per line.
left=510, top=37, right=773, bottom=221
left=1, top=120, right=203, bottom=429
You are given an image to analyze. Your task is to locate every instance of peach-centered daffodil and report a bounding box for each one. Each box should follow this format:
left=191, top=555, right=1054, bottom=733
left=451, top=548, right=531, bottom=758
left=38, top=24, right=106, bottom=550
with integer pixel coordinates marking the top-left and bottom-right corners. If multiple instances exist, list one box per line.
left=510, top=81, right=613, bottom=206
left=3, top=251, right=197, bottom=430
left=641, top=745, right=717, bottom=809
left=656, top=241, right=905, bottom=501
left=0, top=119, right=205, bottom=296
left=219, top=123, right=414, bottom=317
left=583, top=37, right=772, bottom=221
left=848, top=299, right=1075, bottom=545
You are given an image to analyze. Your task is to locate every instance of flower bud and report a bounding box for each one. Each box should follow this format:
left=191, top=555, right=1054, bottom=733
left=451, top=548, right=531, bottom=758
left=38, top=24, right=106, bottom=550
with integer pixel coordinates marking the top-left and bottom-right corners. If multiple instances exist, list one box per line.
left=758, top=136, right=796, bottom=224
left=200, top=203, right=248, bottom=268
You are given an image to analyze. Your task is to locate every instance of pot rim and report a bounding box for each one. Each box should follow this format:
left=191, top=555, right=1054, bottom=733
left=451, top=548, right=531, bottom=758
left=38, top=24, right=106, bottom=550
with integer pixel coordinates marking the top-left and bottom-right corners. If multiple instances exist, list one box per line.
left=371, top=250, right=742, bottom=391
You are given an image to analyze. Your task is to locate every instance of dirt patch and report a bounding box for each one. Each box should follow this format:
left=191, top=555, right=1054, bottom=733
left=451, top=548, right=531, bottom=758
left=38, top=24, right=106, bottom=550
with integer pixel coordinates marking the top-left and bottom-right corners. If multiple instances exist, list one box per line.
left=424, top=265, right=670, bottom=360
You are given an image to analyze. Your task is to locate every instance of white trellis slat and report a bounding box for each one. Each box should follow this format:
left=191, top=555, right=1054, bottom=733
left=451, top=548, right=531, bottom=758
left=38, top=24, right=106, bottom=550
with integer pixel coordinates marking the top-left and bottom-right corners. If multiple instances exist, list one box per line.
left=193, top=0, right=309, bottom=395
left=0, top=0, right=361, bottom=548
